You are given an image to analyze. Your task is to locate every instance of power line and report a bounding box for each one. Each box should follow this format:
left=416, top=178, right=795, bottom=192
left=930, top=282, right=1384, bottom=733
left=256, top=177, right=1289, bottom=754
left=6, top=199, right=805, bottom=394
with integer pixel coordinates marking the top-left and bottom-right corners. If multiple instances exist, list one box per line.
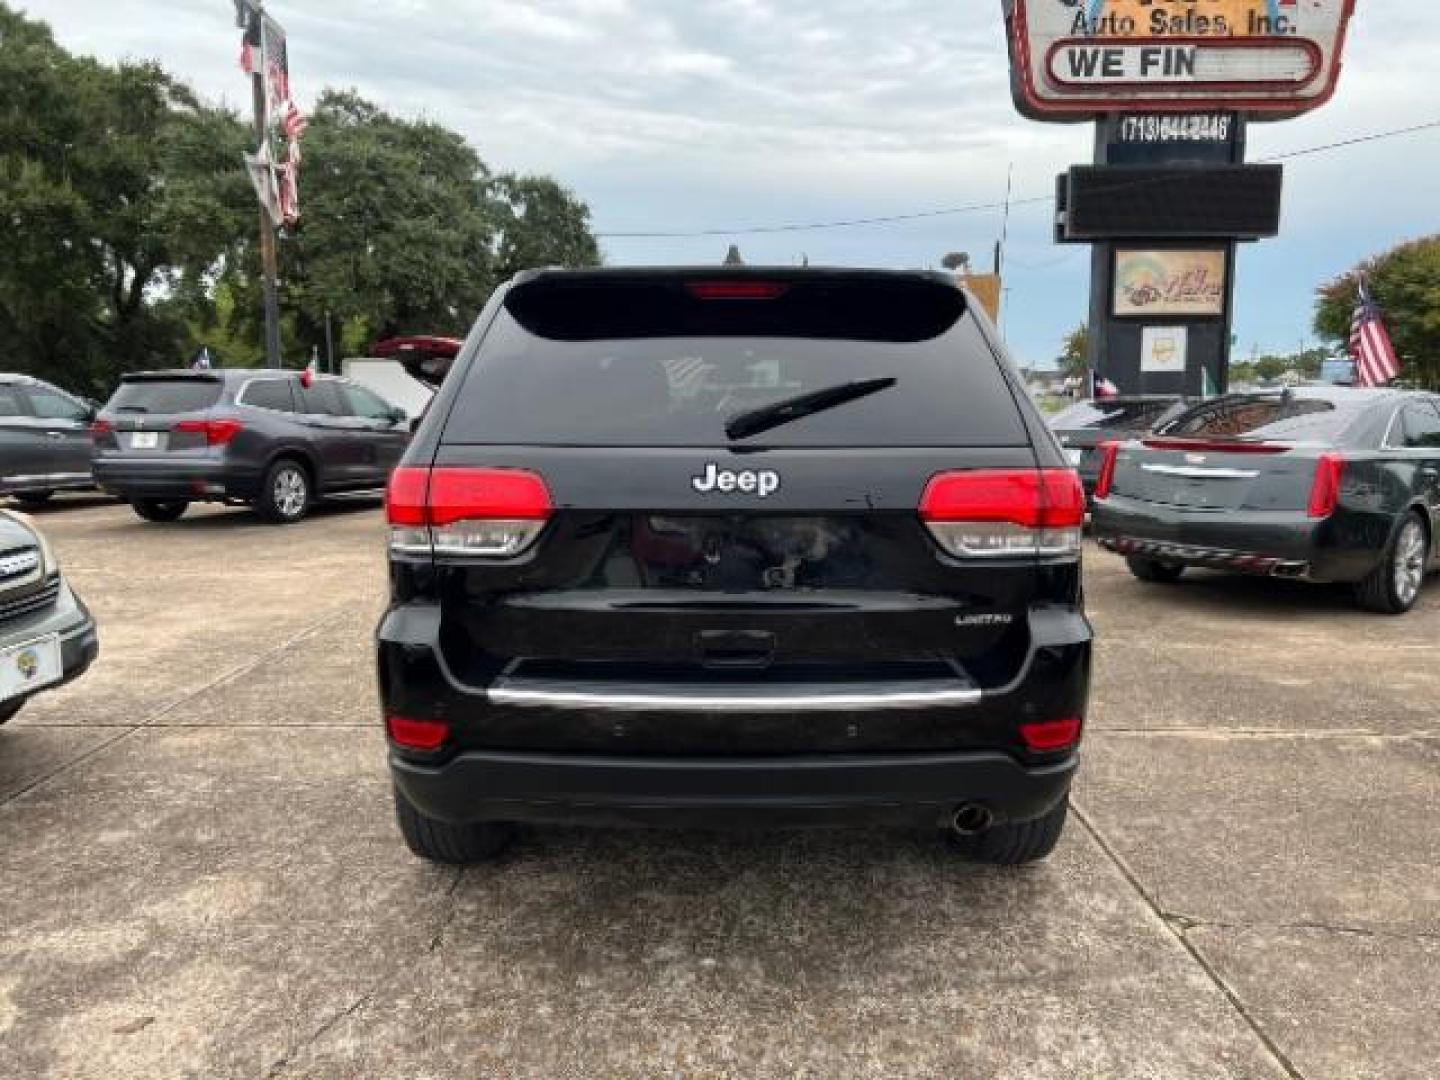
left=594, top=118, right=1440, bottom=241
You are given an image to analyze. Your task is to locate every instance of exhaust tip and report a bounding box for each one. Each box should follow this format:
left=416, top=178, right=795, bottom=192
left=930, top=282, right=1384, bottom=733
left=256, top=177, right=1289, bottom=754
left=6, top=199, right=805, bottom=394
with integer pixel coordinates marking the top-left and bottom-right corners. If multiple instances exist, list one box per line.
left=951, top=803, right=994, bottom=837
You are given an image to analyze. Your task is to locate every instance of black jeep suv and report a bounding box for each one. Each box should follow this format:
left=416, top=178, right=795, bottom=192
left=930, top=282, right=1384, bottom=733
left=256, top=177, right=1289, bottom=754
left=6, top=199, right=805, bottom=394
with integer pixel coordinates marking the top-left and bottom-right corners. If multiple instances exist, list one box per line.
left=379, top=268, right=1091, bottom=864
left=93, top=370, right=410, bottom=524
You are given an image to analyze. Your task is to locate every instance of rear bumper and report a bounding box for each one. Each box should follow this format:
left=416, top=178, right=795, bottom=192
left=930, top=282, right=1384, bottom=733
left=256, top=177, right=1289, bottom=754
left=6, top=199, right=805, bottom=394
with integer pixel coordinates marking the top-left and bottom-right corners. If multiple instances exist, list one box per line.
left=378, top=601, right=1091, bottom=828
left=1091, top=494, right=1375, bottom=582
left=93, top=458, right=261, bottom=502
left=392, top=747, right=1077, bottom=829
left=0, top=472, right=94, bottom=496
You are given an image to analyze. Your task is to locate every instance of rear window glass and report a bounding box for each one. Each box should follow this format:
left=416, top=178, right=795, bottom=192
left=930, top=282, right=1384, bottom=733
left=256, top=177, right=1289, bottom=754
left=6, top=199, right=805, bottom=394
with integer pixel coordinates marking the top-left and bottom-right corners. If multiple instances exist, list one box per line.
left=1051, top=399, right=1176, bottom=433
left=1166, top=396, right=1357, bottom=441
left=109, top=379, right=222, bottom=415
left=445, top=309, right=1027, bottom=448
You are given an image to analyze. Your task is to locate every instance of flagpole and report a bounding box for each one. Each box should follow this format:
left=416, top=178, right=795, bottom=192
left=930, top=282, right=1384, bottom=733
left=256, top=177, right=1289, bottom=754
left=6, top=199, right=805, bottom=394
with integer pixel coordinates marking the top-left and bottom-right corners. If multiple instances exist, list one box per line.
left=238, top=0, right=283, bottom=370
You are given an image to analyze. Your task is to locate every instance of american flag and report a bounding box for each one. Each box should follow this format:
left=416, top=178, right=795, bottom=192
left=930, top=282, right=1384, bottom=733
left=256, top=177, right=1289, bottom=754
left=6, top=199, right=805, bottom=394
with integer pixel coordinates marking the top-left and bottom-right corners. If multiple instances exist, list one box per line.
left=1349, top=278, right=1401, bottom=388
left=1088, top=370, right=1119, bottom=400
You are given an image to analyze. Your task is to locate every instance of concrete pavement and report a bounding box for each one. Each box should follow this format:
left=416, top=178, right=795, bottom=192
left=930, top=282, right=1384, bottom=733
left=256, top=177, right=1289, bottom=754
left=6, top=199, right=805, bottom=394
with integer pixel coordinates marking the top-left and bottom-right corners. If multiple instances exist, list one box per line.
left=0, top=496, right=1435, bottom=1078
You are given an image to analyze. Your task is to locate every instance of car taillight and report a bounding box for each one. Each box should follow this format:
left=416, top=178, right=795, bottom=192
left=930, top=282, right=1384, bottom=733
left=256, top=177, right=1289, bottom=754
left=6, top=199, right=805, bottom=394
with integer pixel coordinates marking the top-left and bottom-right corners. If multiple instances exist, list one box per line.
left=174, top=418, right=245, bottom=446
left=920, top=469, right=1084, bottom=559
left=1020, top=717, right=1083, bottom=752
left=386, top=466, right=553, bottom=559
left=90, top=419, right=114, bottom=439
left=1094, top=440, right=1121, bottom=501
left=1308, top=453, right=1346, bottom=519
left=386, top=716, right=451, bottom=751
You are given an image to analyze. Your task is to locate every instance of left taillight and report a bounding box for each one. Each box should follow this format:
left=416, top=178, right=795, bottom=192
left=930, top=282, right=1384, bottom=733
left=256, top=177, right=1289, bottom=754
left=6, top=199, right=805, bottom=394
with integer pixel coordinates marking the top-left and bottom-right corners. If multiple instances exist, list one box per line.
left=174, top=418, right=245, bottom=446
left=1308, top=453, right=1346, bottom=519
left=387, top=466, right=553, bottom=559
left=920, top=469, right=1085, bottom=559
left=1093, top=441, right=1121, bottom=501
left=90, top=419, right=114, bottom=442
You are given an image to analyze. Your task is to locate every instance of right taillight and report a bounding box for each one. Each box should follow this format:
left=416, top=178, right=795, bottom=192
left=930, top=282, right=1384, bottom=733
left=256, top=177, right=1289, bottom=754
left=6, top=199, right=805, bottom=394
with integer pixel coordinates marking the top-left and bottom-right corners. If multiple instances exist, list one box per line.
left=386, top=466, right=553, bottom=559
left=1093, top=440, right=1121, bottom=501
left=920, top=469, right=1084, bottom=559
left=90, top=419, right=114, bottom=441
left=1308, top=453, right=1346, bottom=519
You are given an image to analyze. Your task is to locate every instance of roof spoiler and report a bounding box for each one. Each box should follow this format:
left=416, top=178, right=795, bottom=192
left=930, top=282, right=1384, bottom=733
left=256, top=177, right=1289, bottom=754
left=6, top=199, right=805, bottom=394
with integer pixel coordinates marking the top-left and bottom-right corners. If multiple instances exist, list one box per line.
left=371, top=336, right=464, bottom=389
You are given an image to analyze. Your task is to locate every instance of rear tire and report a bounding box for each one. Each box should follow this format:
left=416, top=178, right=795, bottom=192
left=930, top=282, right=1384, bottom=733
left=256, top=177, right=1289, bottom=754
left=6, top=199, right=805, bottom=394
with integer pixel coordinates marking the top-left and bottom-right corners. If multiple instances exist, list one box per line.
left=132, top=499, right=189, bottom=523
left=13, top=490, right=54, bottom=507
left=254, top=458, right=312, bottom=524
left=0, top=700, right=23, bottom=725
left=1355, top=511, right=1428, bottom=615
left=393, top=785, right=514, bottom=864
left=1126, top=555, right=1185, bottom=583
left=950, top=800, right=1069, bottom=865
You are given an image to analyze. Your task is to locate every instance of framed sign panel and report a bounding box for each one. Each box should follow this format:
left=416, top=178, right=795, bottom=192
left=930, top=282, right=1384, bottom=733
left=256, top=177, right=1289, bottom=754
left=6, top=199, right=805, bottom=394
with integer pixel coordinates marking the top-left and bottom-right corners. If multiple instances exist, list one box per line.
left=1004, top=0, right=1356, bottom=121
left=1114, top=249, right=1227, bottom=318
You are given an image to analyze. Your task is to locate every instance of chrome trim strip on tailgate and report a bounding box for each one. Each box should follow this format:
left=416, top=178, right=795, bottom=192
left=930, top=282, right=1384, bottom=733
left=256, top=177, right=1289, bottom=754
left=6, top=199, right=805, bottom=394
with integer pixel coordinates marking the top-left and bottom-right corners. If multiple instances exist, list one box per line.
left=489, top=682, right=983, bottom=712
left=1141, top=464, right=1260, bottom=480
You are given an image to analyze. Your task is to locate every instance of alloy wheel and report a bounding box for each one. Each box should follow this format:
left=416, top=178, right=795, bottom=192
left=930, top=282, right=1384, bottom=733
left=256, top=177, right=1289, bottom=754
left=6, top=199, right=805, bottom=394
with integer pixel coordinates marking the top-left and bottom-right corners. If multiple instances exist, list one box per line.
left=1393, top=518, right=1426, bottom=606
left=274, top=466, right=308, bottom=519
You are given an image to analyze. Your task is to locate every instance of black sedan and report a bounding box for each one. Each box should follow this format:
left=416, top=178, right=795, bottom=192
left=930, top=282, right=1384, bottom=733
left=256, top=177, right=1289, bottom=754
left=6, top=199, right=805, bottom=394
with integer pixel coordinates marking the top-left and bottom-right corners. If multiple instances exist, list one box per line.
left=1049, top=396, right=1188, bottom=502
left=1091, top=387, right=1440, bottom=614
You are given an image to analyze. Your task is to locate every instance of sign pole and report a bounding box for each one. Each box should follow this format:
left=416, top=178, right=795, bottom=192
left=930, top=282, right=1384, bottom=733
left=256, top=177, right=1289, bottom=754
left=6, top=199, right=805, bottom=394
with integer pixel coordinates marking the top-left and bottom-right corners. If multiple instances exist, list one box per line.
left=239, top=0, right=283, bottom=370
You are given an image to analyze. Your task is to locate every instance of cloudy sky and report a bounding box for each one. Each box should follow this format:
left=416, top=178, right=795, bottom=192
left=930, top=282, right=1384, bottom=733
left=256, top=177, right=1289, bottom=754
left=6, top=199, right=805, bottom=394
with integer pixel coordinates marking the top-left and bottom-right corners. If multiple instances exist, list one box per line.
left=21, top=0, right=1440, bottom=368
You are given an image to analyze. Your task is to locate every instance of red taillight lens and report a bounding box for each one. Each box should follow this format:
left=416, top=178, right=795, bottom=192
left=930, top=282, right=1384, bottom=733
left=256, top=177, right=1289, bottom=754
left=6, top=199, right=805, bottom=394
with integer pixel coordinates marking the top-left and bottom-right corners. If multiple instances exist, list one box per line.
left=920, top=469, right=1084, bottom=558
left=387, top=466, right=553, bottom=558
left=90, top=419, right=114, bottom=438
left=386, top=716, right=451, bottom=751
left=1020, top=717, right=1083, bottom=752
left=175, top=418, right=245, bottom=446
left=1094, top=440, right=1121, bottom=501
left=1308, top=453, right=1346, bottom=519
left=686, top=281, right=790, bottom=301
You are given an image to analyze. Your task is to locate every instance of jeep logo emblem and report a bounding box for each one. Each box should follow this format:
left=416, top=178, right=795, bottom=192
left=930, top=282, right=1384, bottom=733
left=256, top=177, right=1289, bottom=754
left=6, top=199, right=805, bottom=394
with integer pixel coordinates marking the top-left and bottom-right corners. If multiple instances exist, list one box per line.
left=691, top=463, right=781, bottom=499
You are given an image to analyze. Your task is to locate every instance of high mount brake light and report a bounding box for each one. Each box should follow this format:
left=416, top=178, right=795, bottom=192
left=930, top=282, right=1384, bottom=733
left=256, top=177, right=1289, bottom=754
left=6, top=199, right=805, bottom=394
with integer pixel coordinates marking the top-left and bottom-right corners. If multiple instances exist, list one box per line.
left=920, top=469, right=1084, bottom=559
left=387, top=466, right=553, bottom=559
left=686, top=281, right=790, bottom=301
left=1094, top=441, right=1121, bottom=501
left=1308, top=453, right=1346, bottom=519
left=1142, top=437, right=1289, bottom=455
left=174, top=418, right=245, bottom=446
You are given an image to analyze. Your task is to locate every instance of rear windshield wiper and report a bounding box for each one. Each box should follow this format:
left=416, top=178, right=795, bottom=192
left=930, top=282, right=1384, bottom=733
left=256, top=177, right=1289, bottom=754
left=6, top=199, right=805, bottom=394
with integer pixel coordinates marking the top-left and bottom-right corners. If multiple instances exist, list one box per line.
left=724, top=377, right=897, bottom=441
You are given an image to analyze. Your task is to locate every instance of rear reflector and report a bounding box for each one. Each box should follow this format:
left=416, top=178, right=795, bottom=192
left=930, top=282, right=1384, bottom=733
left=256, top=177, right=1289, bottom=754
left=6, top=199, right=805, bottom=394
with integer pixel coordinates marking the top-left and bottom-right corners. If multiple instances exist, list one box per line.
left=686, top=281, right=790, bottom=301
left=1020, top=717, right=1083, bottom=752
left=1142, top=437, right=1289, bottom=455
left=1094, top=441, right=1121, bottom=501
left=174, top=418, right=245, bottom=446
left=386, top=716, right=451, bottom=751
left=387, top=466, right=553, bottom=558
left=1308, top=453, right=1346, bottom=519
left=921, top=469, right=1084, bottom=559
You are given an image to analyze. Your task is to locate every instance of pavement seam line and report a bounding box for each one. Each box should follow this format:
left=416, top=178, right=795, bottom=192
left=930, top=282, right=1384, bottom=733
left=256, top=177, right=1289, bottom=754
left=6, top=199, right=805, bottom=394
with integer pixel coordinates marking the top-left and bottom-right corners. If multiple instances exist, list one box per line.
left=0, top=606, right=354, bottom=811
left=1070, top=798, right=1308, bottom=1080
left=1165, top=914, right=1440, bottom=943
left=1089, top=727, right=1440, bottom=740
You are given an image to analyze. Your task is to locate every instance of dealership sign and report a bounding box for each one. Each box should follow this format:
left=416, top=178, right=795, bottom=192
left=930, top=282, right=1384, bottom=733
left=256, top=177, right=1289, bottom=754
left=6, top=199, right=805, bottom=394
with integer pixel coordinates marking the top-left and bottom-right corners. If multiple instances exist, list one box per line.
left=1005, top=0, right=1356, bottom=120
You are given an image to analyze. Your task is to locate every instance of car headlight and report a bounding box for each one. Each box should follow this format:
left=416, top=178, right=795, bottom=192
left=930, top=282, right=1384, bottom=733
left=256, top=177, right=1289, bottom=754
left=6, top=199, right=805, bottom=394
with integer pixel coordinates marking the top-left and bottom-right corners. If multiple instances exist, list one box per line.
left=0, top=510, right=59, bottom=576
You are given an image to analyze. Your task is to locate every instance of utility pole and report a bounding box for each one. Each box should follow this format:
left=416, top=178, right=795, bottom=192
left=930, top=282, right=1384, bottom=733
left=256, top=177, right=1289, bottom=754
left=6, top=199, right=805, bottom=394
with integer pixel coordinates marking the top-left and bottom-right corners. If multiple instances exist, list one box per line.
left=236, top=0, right=283, bottom=369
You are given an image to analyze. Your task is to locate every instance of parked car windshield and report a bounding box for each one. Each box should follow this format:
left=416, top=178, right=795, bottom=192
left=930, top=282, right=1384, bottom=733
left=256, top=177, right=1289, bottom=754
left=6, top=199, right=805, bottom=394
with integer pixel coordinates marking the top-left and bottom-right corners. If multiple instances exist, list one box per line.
left=447, top=309, right=1026, bottom=448
left=1051, top=399, right=1177, bottom=432
left=108, top=378, right=223, bottom=414
left=1164, top=395, right=1364, bottom=442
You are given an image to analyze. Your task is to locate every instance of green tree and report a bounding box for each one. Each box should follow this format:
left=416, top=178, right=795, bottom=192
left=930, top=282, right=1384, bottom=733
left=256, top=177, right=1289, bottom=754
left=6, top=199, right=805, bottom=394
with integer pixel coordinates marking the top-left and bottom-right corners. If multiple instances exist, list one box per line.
left=0, top=4, right=252, bottom=392
left=1315, top=236, right=1440, bottom=388
left=1057, top=323, right=1089, bottom=380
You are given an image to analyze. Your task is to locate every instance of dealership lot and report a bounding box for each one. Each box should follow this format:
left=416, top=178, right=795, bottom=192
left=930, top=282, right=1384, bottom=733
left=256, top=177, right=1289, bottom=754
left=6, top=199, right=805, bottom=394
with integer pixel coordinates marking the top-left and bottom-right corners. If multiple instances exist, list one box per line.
left=1, top=498, right=1436, bottom=1079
